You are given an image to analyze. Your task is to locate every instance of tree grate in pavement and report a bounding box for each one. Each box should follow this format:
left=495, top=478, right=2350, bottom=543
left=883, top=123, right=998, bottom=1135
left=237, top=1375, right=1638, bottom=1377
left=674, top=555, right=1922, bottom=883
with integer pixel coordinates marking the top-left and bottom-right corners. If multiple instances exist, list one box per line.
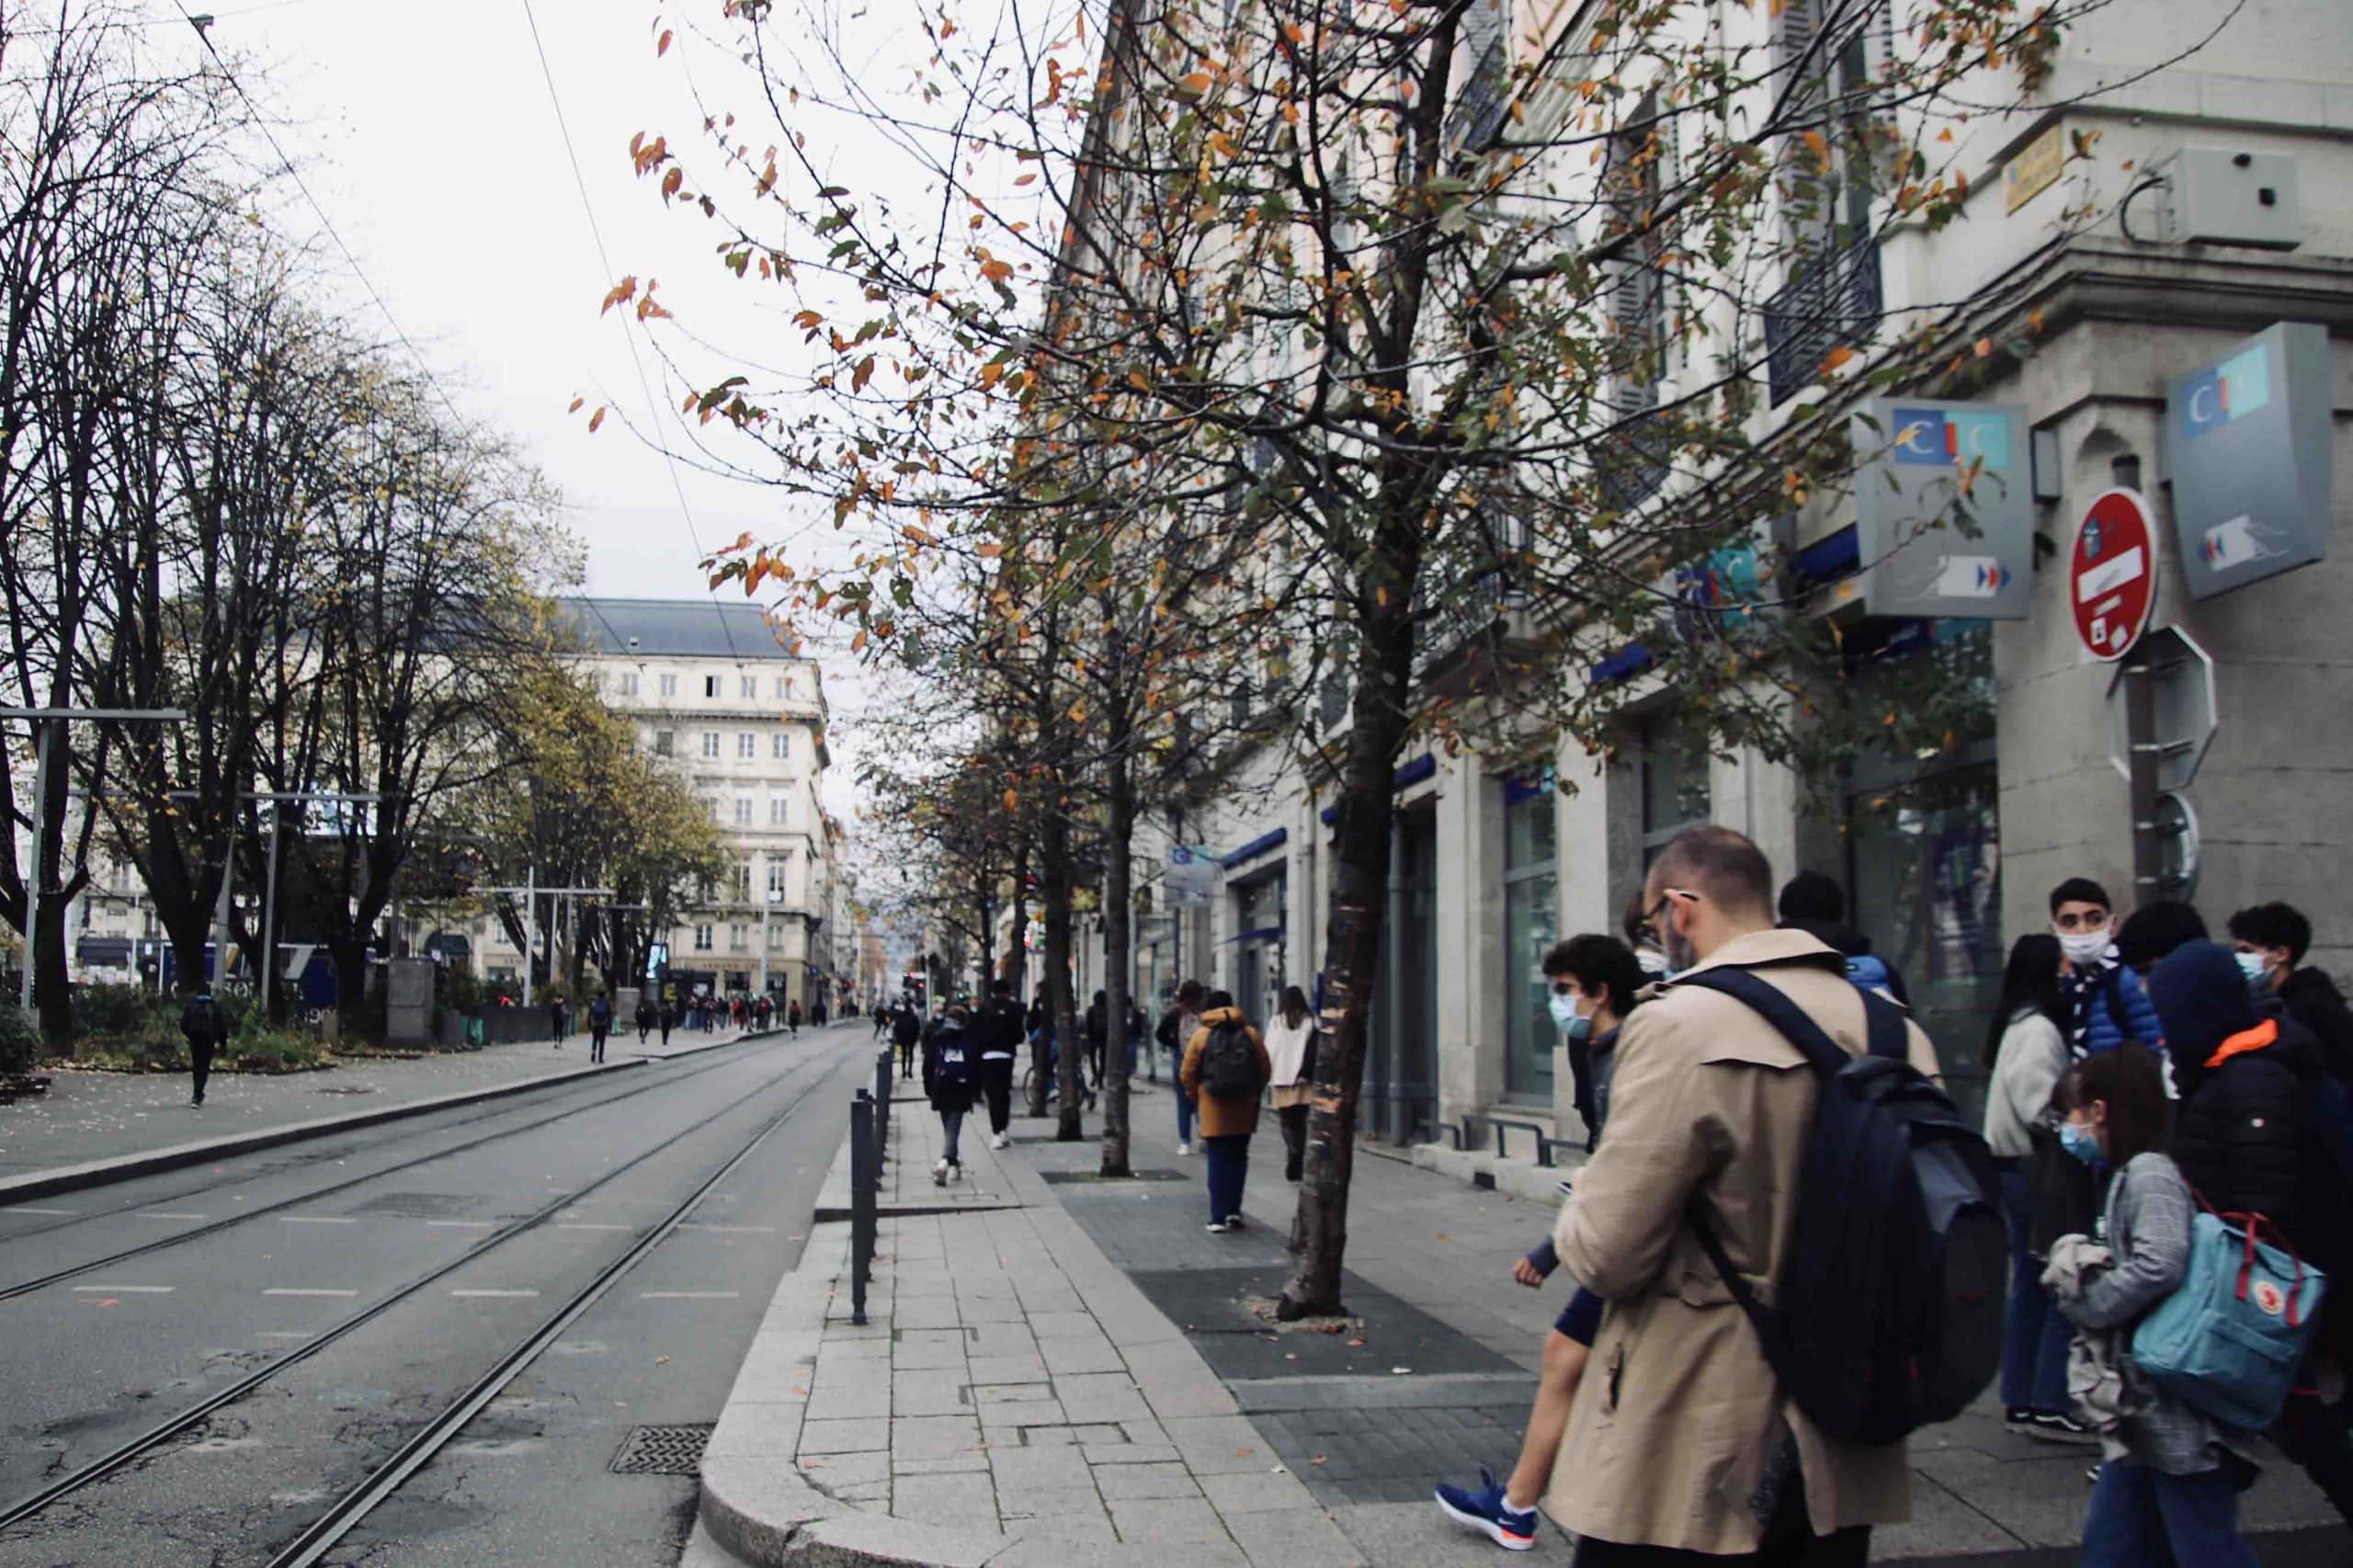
left=608, top=1422, right=715, bottom=1474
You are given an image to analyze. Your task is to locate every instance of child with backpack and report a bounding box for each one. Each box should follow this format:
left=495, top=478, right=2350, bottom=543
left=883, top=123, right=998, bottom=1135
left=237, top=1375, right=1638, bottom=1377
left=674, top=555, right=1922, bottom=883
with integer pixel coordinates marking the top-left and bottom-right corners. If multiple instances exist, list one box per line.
left=1180, top=990, right=1269, bottom=1233
left=922, top=1003, right=981, bottom=1185
left=2046, top=1046, right=2265, bottom=1567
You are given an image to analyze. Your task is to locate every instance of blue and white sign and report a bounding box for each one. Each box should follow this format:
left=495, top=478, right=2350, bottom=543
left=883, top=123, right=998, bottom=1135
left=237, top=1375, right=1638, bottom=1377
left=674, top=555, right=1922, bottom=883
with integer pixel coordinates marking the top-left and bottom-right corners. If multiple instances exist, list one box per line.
left=2165, top=322, right=2333, bottom=601
left=1165, top=845, right=1218, bottom=908
left=1852, top=399, right=2034, bottom=619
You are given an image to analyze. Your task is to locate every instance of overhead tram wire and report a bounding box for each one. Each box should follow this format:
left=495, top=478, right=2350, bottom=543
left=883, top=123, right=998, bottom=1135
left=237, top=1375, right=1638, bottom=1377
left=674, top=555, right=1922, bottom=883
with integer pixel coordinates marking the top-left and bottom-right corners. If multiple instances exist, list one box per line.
left=163, top=0, right=676, bottom=672
left=517, top=0, right=747, bottom=666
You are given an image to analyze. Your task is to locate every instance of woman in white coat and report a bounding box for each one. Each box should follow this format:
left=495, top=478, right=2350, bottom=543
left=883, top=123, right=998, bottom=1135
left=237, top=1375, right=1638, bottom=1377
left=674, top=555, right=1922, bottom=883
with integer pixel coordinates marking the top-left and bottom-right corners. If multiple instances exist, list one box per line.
left=1264, top=984, right=1320, bottom=1183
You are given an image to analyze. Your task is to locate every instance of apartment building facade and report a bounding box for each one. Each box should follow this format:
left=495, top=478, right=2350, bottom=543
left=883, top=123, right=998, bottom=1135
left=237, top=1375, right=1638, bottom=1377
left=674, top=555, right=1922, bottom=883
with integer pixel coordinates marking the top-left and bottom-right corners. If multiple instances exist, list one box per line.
left=1056, top=0, right=2353, bottom=1154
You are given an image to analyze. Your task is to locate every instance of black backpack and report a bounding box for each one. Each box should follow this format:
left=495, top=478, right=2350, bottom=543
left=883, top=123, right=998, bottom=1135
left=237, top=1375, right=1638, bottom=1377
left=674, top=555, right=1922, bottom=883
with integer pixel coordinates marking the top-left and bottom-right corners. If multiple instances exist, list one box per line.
left=1199, top=1019, right=1259, bottom=1098
left=1677, top=965, right=2005, bottom=1446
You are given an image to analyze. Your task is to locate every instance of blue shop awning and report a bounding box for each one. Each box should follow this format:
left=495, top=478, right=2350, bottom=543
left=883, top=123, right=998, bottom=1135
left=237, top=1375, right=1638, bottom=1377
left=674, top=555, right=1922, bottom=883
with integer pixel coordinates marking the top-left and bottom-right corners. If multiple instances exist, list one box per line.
left=1220, top=828, right=1288, bottom=870
left=1318, top=751, right=1438, bottom=824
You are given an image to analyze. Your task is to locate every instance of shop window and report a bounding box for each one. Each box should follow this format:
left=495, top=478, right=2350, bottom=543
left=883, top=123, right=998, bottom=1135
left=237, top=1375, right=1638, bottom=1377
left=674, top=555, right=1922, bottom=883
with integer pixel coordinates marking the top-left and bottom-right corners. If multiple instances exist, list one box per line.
left=1639, top=712, right=1711, bottom=868
left=1503, top=772, right=1558, bottom=1099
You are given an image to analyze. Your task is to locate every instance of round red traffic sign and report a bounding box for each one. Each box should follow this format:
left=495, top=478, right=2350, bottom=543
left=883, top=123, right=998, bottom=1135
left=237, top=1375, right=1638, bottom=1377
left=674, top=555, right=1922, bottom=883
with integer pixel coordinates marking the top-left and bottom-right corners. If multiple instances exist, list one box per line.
left=2070, top=488, right=2156, bottom=662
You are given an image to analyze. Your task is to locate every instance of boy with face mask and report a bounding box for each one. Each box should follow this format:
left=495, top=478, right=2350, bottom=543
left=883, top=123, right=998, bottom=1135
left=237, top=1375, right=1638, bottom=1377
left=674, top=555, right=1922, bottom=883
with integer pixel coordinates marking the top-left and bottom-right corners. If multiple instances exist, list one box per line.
left=2227, top=902, right=2353, bottom=1083
left=2048, top=878, right=2165, bottom=1058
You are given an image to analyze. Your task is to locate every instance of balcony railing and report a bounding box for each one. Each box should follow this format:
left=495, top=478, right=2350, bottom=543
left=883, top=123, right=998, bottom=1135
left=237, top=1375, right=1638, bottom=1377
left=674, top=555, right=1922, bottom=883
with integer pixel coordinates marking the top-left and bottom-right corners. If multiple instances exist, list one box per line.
left=1763, top=240, right=1882, bottom=407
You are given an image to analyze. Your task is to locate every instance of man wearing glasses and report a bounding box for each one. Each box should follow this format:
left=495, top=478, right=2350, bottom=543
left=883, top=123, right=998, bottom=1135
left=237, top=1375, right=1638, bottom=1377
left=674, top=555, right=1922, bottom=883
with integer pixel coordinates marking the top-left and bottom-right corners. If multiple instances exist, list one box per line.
left=1541, top=826, right=1942, bottom=1565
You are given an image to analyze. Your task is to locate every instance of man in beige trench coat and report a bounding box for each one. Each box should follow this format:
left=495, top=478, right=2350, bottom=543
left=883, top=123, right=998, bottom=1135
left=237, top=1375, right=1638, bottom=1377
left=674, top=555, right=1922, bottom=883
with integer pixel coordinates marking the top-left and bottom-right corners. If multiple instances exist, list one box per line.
left=1549, top=825, right=1941, bottom=1563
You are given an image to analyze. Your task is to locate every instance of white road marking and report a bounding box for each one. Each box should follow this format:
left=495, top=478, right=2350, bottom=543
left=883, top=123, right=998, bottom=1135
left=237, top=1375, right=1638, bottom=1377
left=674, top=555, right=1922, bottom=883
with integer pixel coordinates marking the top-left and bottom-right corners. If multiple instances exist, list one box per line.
left=72, top=1284, right=173, bottom=1293
left=136, top=1211, right=208, bottom=1221
left=263, top=1288, right=358, bottom=1297
left=555, top=1222, right=634, bottom=1232
left=425, top=1220, right=498, bottom=1230
left=678, top=1223, right=776, bottom=1233
left=638, top=1290, right=740, bottom=1300
left=256, top=1331, right=312, bottom=1340
left=4, top=1206, right=75, bottom=1216
left=279, top=1216, right=358, bottom=1225
left=451, top=1289, right=540, bottom=1298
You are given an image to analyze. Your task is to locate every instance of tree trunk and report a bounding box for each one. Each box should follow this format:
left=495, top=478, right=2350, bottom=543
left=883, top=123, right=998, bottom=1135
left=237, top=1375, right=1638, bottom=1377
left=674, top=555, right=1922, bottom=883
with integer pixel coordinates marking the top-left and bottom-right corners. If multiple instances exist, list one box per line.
left=1279, top=596, right=1418, bottom=1320
left=1100, top=749, right=1136, bottom=1177
left=1041, top=807, right=1086, bottom=1141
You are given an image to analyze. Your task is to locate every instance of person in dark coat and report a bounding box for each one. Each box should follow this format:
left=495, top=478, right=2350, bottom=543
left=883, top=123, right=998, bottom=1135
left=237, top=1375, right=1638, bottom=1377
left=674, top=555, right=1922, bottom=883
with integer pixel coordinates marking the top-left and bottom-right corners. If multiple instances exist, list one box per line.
left=2230, top=902, right=2353, bottom=1084
left=634, top=995, right=656, bottom=1044
left=1085, top=989, right=1109, bottom=1088
left=1776, top=869, right=1910, bottom=1005
left=658, top=999, right=675, bottom=1046
left=892, top=1004, right=922, bottom=1079
left=2149, top=939, right=2353, bottom=1530
left=788, top=998, right=802, bottom=1036
left=179, top=987, right=228, bottom=1107
left=921, top=1003, right=982, bottom=1184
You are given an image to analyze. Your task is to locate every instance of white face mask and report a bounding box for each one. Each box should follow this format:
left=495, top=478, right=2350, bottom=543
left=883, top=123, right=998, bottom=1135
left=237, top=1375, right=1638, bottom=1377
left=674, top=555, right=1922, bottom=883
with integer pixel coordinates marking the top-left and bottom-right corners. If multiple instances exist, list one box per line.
left=2057, top=927, right=2111, bottom=966
left=2236, top=949, right=2275, bottom=993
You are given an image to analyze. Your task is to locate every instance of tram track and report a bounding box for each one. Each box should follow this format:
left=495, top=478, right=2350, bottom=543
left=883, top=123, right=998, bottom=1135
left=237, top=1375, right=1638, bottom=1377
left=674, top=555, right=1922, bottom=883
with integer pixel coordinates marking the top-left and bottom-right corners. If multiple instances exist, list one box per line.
left=0, top=1038, right=858, bottom=1540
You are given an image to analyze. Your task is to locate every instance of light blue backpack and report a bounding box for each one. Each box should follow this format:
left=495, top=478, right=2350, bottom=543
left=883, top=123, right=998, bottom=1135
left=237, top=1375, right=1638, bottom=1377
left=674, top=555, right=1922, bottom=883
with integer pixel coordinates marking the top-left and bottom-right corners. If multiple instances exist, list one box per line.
left=2132, top=1206, right=2325, bottom=1431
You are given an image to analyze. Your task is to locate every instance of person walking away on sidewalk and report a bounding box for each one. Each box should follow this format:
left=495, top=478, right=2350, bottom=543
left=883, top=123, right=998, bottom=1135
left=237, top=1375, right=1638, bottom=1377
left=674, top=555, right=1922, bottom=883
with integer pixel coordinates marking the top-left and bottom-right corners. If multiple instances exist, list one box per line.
left=180, top=986, right=227, bottom=1108
left=1264, top=985, right=1320, bottom=1183
left=787, top=997, right=801, bottom=1036
left=1549, top=826, right=1944, bottom=1563
left=893, top=1003, right=922, bottom=1081
left=550, top=995, right=567, bottom=1047
left=2044, top=1047, right=2266, bottom=1567
left=1181, top=990, right=1269, bottom=1233
left=634, top=994, right=656, bottom=1044
left=975, top=978, right=1024, bottom=1149
left=923, top=1003, right=980, bottom=1184
left=1436, top=933, right=1643, bottom=1551
left=1124, top=998, right=1146, bottom=1079
left=1162, top=979, right=1206, bottom=1153
left=1981, top=932, right=2094, bottom=1443
left=587, top=990, right=613, bottom=1063
left=2147, top=940, right=2353, bottom=1529
left=658, top=999, right=675, bottom=1045
left=1085, top=989, right=1109, bottom=1089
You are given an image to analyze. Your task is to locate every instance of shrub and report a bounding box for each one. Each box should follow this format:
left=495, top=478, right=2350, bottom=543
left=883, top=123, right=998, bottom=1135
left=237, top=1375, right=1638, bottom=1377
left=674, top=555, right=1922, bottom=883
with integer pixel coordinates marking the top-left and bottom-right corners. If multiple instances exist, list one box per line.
left=74, top=982, right=152, bottom=1039
left=0, top=1003, right=40, bottom=1074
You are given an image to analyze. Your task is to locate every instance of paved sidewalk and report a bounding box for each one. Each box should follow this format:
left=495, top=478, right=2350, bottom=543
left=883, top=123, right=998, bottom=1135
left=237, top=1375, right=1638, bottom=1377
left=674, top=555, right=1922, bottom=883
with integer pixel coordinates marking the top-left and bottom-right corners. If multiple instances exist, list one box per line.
left=0, top=1023, right=774, bottom=1187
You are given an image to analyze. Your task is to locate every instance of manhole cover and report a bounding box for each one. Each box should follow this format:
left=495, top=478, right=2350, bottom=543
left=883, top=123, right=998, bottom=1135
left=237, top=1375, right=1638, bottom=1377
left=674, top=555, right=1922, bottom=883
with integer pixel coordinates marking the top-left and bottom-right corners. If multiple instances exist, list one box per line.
left=1040, top=1168, right=1187, bottom=1185
left=609, top=1422, right=714, bottom=1474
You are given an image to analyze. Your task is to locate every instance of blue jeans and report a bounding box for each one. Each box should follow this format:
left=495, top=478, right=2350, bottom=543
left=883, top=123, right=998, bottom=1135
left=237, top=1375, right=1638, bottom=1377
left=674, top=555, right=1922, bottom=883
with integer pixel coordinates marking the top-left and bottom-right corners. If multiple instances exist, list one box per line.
left=1997, top=1163, right=2074, bottom=1413
left=939, top=1108, right=964, bottom=1165
left=1203, top=1133, right=1249, bottom=1222
left=2082, top=1460, right=2259, bottom=1567
left=1176, top=1090, right=1196, bottom=1145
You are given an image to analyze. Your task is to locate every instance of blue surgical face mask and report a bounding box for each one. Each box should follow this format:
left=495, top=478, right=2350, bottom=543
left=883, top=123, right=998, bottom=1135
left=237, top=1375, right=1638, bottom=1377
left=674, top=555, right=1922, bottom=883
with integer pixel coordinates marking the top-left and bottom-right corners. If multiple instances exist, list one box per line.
left=2060, top=1120, right=2106, bottom=1167
left=2236, top=949, right=2274, bottom=994
left=1547, top=992, right=1580, bottom=1033
left=1566, top=1012, right=1595, bottom=1044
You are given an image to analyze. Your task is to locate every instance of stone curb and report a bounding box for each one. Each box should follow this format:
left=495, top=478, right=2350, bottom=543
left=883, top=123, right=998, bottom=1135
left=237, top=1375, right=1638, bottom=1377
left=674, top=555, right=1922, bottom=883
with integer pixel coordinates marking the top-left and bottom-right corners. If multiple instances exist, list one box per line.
left=0, top=1024, right=792, bottom=1205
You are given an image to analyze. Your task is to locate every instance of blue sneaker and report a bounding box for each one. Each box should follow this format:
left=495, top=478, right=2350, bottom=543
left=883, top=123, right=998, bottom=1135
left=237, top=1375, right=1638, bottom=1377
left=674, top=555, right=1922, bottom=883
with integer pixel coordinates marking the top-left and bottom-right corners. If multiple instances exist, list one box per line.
left=1435, top=1468, right=1538, bottom=1551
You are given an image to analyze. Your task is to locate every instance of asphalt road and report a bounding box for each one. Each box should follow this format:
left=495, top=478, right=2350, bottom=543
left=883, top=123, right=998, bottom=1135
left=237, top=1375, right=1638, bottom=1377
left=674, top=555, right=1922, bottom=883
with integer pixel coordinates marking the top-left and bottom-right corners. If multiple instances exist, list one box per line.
left=0, top=1020, right=879, bottom=1567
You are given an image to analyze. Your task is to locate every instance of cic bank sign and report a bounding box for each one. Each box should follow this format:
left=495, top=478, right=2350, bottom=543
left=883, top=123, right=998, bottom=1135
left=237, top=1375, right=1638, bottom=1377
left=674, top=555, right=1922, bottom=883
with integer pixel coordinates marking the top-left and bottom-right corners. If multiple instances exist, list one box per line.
left=2165, top=321, right=2334, bottom=600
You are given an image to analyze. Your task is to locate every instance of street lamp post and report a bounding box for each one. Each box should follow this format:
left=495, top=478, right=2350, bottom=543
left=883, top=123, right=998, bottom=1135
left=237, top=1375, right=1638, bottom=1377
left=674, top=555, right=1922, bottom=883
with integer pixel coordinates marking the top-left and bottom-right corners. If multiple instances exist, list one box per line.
left=478, top=876, right=613, bottom=1007
left=4, top=706, right=188, bottom=1012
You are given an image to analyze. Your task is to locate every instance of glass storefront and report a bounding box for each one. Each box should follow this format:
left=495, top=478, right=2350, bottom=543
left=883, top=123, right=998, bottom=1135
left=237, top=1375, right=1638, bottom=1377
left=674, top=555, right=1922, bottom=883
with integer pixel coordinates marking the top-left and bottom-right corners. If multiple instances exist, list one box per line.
left=1369, top=811, right=1438, bottom=1142
left=1640, top=712, right=1712, bottom=869
left=1845, top=623, right=2003, bottom=1125
left=1231, top=870, right=1287, bottom=1024
left=1503, top=774, right=1557, bottom=1099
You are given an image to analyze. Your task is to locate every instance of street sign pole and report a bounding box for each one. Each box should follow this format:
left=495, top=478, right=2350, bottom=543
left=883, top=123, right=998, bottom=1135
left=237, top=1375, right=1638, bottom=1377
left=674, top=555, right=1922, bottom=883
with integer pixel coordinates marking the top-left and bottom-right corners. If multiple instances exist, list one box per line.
left=2124, top=651, right=2165, bottom=905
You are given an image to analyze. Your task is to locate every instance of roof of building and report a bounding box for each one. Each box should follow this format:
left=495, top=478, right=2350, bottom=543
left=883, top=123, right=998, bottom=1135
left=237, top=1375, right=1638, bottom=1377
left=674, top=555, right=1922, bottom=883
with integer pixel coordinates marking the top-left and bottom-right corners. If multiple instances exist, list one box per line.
left=562, top=597, right=797, bottom=660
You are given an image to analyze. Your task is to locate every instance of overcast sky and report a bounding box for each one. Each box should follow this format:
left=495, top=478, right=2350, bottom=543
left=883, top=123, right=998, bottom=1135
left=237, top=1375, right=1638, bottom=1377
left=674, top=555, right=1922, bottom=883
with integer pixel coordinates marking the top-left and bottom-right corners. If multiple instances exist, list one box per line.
left=153, top=0, right=897, bottom=821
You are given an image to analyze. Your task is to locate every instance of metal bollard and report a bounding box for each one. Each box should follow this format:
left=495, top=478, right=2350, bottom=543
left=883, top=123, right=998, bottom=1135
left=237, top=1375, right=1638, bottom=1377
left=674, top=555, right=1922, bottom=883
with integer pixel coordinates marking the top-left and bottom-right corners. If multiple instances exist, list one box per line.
left=874, top=1051, right=892, bottom=1164
left=849, top=1089, right=874, bottom=1324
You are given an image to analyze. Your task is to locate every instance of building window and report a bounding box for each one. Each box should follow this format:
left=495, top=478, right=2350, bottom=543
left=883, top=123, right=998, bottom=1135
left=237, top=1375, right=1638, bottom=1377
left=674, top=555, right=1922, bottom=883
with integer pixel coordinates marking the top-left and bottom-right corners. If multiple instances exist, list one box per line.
left=1639, top=712, right=1711, bottom=869
left=1844, top=622, right=2001, bottom=1124
left=772, top=732, right=790, bottom=762
left=1503, top=772, right=1558, bottom=1100
left=692, top=924, right=714, bottom=952
left=659, top=673, right=677, bottom=697
left=773, top=674, right=789, bottom=699
left=704, top=674, right=721, bottom=698
left=654, top=729, right=675, bottom=756
left=701, top=732, right=721, bottom=759
left=769, top=795, right=789, bottom=826
left=586, top=671, right=605, bottom=693
left=737, top=733, right=756, bottom=759
left=732, top=859, right=752, bottom=901
left=740, top=674, right=757, bottom=699
left=730, top=923, right=748, bottom=952
left=734, top=796, right=753, bottom=826
left=706, top=796, right=721, bottom=824
left=619, top=671, right=641, bottom=697
left=767, top=922, right=785, bottom=950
